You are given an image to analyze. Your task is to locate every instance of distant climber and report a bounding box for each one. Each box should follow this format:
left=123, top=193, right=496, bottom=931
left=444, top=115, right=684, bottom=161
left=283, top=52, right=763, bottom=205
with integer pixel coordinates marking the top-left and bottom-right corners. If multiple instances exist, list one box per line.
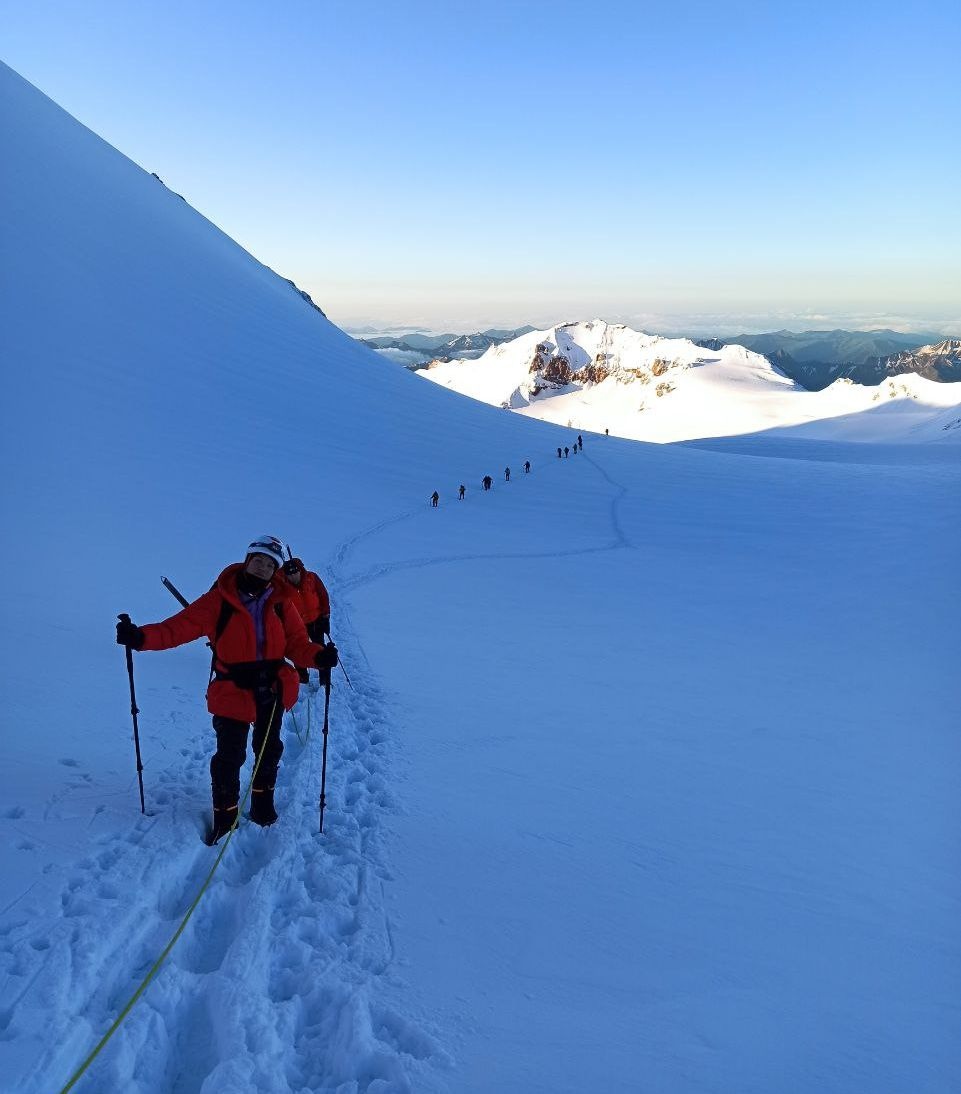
left=483, top=475, right=493, bottom=491
left=459, top=484, right=466, bottom=500
left=524, top=460, right=531, bottom=473
left=505, top=467, right=511, bottom=481
left=430, top=491, right=439, bottom=508
left=557, top=448, right=562, bottom=458
left=564, top=446, right=569, bottom=458
left=577, top=434, right=583, bottom=448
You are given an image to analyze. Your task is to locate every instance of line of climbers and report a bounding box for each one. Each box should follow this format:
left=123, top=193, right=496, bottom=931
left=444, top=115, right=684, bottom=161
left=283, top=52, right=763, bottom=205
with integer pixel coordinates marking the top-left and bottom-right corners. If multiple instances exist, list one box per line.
left=430, top=433, right=587, bottom=507
left=556, top=434, right=584, bottom=459
left=116, top=535, right=338, bottom=844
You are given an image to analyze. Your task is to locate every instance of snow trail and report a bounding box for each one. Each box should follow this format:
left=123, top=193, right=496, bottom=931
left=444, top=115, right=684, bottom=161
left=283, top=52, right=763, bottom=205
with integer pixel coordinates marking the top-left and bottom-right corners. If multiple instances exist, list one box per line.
left=3, top=59, right=958, bottom=1093
left=4, top=583, right=449, bottom=1092
left=333, top=447, right=631, bottom=596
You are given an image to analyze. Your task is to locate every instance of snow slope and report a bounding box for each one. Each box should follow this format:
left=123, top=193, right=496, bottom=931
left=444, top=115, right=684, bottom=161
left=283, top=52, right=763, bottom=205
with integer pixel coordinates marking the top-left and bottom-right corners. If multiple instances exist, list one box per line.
left=422, top=320, right=961, bottom=443
left=2, top=61, right=960, bottom=1093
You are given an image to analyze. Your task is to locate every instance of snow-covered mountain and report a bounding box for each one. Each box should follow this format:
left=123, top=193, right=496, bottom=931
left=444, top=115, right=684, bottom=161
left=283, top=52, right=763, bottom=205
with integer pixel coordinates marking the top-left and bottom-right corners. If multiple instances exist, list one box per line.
left=877, top=338, right=961, bottom=383
left=2, top=59, right=959, bottom=1094
left=422, top=320, right=961, bottom=443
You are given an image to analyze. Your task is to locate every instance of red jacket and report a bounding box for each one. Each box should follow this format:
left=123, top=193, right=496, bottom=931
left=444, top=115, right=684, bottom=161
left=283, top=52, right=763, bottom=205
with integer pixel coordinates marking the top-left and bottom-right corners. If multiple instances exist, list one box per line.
left=140, top=563, right=323, bottom=721
left=281, top=564, right=330, bottom=626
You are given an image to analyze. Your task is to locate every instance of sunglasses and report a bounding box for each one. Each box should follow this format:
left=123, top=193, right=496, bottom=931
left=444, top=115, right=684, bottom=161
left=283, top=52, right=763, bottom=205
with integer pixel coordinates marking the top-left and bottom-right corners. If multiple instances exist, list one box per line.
left=250, top=538, right=283, bottom=556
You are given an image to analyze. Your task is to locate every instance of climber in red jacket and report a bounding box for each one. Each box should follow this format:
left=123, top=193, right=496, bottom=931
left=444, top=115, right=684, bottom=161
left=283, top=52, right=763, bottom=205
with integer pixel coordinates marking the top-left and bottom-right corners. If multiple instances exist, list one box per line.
left=279, top=557, right=332, bottom=683
left=280, top=558, right=331, bottom=641
left=117, top=535, right=338, bottom=843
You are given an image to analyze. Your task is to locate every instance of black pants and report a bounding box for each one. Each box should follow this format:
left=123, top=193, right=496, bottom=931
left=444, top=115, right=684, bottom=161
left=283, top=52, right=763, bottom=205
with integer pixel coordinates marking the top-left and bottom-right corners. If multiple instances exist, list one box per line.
left=210, top=686, right=282, bottom=809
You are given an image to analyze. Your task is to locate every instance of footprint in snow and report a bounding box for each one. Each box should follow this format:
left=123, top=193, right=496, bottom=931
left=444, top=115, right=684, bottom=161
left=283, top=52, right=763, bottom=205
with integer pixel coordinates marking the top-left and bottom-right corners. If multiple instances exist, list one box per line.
left=370, top=1002, right=441, bottom=1062
left=96, top=846, right=123, bottom=870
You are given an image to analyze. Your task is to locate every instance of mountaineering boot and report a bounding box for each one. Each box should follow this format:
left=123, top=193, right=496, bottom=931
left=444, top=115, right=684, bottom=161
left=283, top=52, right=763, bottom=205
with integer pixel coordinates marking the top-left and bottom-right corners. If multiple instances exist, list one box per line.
left=249, top=786, right=278, bottom=827
left=208, top=768, right=240, bottom=845
left=207, top=803, right=238, bottom=845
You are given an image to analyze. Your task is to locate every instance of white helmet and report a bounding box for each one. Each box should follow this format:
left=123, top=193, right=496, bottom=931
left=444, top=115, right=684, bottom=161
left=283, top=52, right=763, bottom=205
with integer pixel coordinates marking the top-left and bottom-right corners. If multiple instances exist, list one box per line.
left=245, top=535, right=286, bottom=568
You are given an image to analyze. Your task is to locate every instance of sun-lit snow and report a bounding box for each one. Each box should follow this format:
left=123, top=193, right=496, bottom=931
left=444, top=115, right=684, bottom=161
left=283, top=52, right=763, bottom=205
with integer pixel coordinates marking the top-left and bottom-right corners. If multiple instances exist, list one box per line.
left=1, top=60, right=959, bottom=1094
left=422, top=320, right=961, bottom=443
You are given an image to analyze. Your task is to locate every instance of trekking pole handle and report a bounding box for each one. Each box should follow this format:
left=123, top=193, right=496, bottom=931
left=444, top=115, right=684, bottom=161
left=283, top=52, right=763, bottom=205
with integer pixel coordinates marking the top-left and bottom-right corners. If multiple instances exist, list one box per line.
left=323, top=630, right=353, bottom=690
left=117, top=615, right=139, bottom=711
left=118, top=613, right=146, bottom=813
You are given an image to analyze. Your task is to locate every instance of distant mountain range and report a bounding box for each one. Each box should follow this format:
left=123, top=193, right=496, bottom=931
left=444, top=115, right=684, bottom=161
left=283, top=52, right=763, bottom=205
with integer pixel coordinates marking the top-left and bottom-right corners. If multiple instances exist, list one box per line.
left=360, top=326, right=536, bottom=365
left=692, top=329, right=960, bottom=389
left=698, top=328, right=930, bottom=364
left=359, top=326, right=959, bottom=389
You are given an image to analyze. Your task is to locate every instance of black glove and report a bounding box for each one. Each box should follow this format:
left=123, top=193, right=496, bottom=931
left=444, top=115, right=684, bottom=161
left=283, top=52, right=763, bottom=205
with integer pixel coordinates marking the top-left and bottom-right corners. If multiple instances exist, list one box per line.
left=116, top=617, right=145, bottom=649
left=315, top=643, right=338, bottom=670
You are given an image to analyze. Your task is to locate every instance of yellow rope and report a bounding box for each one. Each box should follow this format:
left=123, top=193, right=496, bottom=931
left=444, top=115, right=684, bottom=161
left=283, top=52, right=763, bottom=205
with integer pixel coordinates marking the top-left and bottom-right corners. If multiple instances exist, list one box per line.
left=59, top=698, right=279, bottom=1094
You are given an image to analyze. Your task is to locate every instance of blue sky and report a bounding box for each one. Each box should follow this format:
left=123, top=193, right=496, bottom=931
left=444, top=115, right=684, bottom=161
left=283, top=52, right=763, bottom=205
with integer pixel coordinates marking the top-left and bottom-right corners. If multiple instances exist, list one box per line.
left=3, top=0, right=959, bottom=334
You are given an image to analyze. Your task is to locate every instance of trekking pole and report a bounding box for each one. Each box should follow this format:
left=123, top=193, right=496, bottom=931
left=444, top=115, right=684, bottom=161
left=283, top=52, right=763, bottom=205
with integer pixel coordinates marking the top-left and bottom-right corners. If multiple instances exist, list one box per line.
left=319, top=679, right=332, bottom=833
left=325, top=629, right=353, bottom=690
left=338, top=658, right=353, bottom=690
left=118, top=613, right=146, bottom=814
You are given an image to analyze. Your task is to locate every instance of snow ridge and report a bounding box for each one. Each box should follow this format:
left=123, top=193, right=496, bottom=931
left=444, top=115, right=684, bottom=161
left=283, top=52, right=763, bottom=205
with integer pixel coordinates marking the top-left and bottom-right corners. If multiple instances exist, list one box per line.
left=422, top=319, right=961, bottom=443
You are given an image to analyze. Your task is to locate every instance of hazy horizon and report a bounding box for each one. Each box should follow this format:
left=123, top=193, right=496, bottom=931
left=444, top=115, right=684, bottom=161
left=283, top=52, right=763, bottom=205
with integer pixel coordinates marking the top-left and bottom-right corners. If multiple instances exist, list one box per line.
left=3, top=0, right=958, bottom=340
left=340, top=311, right=958, bottom=340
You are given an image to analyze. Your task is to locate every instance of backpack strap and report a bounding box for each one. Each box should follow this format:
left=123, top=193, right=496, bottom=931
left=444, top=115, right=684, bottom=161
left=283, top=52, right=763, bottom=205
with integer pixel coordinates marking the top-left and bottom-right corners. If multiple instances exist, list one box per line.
left=208, top=592, right=236, bottom=681
left=215, top=597, right=235, bottom=645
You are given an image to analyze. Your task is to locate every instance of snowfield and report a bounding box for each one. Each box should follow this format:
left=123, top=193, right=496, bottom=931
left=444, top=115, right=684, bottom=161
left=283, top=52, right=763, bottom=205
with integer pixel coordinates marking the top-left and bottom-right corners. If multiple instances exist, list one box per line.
left=1, top=60, right=959, bottom=1093
left=422, top=320, right=961, bottom=444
